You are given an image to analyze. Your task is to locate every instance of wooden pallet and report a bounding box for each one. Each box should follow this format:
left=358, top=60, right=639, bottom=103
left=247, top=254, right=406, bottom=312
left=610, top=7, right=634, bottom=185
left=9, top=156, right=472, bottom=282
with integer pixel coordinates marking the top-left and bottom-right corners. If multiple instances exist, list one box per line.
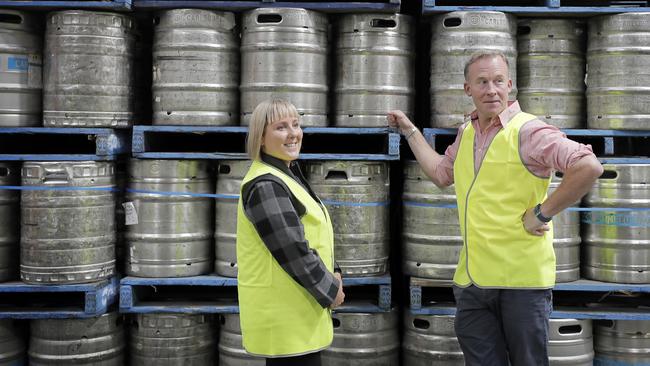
left=133, top=0, right=400, bottom=12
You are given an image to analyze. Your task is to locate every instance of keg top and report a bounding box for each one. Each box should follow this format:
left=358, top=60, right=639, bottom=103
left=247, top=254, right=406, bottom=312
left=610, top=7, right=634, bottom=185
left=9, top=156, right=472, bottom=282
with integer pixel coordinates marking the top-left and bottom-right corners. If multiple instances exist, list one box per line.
left=433, top=11, right=516, bottom=33
left=243, top=7, right=328, bottom=30
left=154, top=8, right=236, bottom=31
left=336, top=13, right=415, bottom=35
left=47, top=10, right=135, bottom=30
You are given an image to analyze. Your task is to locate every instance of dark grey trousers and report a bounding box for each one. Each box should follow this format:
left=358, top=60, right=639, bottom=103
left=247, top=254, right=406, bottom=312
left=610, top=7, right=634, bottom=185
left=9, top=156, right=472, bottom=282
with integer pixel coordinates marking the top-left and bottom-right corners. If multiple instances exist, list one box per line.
left=453, top=285, right=553, bottom=366
left=266, top=351, right=321, bottom=366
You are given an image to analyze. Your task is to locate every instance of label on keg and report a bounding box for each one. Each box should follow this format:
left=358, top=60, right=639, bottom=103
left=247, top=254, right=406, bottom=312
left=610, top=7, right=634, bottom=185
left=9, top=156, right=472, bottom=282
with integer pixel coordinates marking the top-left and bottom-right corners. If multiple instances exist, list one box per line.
left=7, top=56, right=28, bottom=72
left=123, top=201, right=139, bottom=225
left=28, top=54, right=42, bottom=88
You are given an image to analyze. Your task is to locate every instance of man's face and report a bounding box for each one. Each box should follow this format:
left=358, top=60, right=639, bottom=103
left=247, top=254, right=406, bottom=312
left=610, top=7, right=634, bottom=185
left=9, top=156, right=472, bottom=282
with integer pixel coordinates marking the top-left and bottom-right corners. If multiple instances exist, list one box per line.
left=463, top=56, right=513, bottom=121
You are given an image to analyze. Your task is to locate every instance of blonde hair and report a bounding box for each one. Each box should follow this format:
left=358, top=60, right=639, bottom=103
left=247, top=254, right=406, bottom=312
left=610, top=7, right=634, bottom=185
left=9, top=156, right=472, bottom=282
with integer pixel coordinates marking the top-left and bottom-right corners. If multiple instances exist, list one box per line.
left=463, top=52, right=510, bottom=81
left=246, top=99, right=300, bottom=161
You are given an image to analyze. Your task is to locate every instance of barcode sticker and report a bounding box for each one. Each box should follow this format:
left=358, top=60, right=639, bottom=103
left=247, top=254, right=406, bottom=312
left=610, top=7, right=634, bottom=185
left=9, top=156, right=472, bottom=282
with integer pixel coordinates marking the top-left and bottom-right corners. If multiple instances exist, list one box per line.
left=123, top=202, right=138, bottom=225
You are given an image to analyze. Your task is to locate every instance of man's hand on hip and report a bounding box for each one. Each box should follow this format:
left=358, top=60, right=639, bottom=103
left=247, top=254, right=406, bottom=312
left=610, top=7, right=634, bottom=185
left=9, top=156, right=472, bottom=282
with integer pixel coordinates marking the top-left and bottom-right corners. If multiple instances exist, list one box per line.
left=522, top=207, right=550, bottom=236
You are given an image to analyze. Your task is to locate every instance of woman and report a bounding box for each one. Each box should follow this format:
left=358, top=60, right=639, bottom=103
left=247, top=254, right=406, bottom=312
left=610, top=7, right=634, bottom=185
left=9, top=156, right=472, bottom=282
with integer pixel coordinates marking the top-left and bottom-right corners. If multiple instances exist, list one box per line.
left=236, top=99, right=345, bottom=366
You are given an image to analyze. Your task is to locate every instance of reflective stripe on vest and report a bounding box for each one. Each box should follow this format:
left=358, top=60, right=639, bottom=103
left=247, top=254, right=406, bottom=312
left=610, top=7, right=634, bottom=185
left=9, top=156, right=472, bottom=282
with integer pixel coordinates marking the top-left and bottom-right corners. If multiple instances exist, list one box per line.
left=236, top=159, right=334, bottom=356
left=453, top=112, right=556, bottom=288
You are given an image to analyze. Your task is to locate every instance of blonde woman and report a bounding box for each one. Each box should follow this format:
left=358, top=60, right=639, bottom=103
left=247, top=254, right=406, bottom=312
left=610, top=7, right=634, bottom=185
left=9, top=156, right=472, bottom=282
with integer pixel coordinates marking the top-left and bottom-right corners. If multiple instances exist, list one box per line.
left=236, top=99, right=345, bottom=366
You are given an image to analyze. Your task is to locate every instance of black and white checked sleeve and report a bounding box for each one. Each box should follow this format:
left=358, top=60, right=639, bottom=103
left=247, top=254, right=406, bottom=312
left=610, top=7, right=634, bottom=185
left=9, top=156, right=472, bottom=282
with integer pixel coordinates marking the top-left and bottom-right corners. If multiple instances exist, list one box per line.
left=243, top=180, right=340, bottom=308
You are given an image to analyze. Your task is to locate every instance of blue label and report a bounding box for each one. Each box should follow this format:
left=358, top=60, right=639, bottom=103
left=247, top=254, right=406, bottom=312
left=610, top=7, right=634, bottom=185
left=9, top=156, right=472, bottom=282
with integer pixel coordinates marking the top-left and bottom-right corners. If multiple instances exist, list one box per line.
left=8, top=56, right=28, bottom=71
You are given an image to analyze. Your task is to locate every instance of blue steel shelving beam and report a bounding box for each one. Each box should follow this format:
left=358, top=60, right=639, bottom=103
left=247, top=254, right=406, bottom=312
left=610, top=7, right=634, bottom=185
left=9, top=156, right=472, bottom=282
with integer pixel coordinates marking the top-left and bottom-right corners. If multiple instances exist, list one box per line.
left=422, top=0, right=650, bottom=15
left=0, top=0, right=131, bottom=10
left=134, top=0, right=400, bottom=12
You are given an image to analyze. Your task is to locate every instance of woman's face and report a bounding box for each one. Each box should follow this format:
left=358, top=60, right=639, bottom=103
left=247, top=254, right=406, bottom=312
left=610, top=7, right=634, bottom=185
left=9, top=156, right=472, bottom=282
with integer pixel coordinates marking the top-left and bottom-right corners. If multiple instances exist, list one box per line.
left=261, top=115, right=302, bottom=165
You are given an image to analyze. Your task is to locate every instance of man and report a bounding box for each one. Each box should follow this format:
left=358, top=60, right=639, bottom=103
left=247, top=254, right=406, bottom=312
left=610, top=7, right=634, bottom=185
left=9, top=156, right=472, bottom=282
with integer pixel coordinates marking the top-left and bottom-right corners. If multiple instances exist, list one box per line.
left=388, top=52, right=603, bottom=365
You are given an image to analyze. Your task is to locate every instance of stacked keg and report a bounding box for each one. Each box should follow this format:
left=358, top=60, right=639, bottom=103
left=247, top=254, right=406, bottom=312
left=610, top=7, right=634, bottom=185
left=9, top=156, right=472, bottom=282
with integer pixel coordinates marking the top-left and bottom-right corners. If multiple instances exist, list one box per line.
left=402, top=161, right=461, bottom=280
left=241, top=8, right=328, bottom=126
left=29, top=312, right=125, bottom=365
left=214, top=160, right=251, bottom=277
left=152, top=9, right=239, bottom=126
left=333, top=13, right=415, bottom=127
left=218, top=314, right=264, bottom=365
left=587, top=13, right=650, bottom=130
left=582, top=164, right=650, bottom=283
left=430, top=11, right=517, bottom=128
left=305, top=160, right=390, bottom=277
left=43, top=11, right=135, bottom=128
left=125, top=159, right=213, bottom=277
left=130, top=314, right=216, bottom=365
left=0, top=10, right=42, bottom=127
left=517, top=19, right=586, bottom=129
left=549, top=173, right=581, bottom=283
left=20, top=161, right=116, bottom=284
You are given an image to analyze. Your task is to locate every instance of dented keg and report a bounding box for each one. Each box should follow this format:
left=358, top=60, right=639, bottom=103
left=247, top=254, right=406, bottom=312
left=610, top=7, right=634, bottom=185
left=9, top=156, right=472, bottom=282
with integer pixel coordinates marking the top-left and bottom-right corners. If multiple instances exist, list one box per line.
left=43, top=10, right=135, bottom=127
left=20, top=161, right=116, bottom=284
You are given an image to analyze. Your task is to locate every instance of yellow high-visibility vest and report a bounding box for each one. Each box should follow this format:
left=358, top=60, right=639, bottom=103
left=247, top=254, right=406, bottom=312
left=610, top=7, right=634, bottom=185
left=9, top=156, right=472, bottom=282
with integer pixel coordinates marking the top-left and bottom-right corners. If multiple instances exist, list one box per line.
left=237, top=159, right=335, bottom=357
left=453, top=112, right=556, bottom=288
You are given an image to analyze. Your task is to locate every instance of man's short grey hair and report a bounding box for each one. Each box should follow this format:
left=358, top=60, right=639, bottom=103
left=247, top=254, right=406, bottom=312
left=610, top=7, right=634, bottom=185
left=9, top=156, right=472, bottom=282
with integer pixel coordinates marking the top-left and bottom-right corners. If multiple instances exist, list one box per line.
left=463, top=52, right=510, bottom=81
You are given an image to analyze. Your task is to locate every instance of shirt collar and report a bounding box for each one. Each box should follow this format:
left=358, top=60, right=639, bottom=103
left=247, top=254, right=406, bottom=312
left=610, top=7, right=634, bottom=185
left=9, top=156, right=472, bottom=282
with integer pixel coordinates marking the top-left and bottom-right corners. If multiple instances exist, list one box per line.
left=260, top=153, right=296, bottom=176
left=469, top=100, right=521, bottom=129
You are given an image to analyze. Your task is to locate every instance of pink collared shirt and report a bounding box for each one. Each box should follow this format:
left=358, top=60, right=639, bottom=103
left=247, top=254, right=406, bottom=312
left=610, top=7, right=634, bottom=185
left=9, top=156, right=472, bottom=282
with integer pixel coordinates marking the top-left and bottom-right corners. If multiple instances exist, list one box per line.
left=431, top=101, right=595, bottom=187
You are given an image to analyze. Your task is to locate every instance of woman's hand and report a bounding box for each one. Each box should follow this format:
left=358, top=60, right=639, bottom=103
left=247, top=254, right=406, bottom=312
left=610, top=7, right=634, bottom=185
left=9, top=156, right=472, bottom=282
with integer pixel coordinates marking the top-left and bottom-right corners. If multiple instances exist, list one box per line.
left=330, top=272, right=345, bottom=309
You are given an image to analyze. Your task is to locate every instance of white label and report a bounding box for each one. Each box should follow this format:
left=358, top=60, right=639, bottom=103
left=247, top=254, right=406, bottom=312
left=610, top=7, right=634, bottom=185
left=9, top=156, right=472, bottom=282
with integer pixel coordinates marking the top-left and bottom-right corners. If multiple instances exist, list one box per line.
left=123, top=202, right=138, bottom=225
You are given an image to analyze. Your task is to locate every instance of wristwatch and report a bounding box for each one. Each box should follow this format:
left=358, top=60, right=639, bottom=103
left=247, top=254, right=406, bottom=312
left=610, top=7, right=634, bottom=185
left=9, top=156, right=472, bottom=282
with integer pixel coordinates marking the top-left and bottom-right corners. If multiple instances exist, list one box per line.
left=534, top=203, right=552, bottom=223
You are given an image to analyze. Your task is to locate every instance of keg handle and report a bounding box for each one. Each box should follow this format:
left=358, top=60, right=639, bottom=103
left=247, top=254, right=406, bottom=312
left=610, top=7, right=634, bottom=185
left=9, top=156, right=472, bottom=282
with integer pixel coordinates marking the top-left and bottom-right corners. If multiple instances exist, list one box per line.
left=0, top=12, right=22, bottom=25
left=443, top=17, right=462, bottom=28
left=257, top=14, right=282, bottom=24
left=332, top=318, right=341, bottom=328
left=598, top=170, right=618, bottom=180
left=557, top=324, right=583, bottom=336
left=412, top=318, right=430, bottom=329
left=42, top=168, right=70, bottom=184
left=370, top=19, right=397, bottom=28
left=0, top=167, right=9, bottom=177
left=325, top=170, right=349, bottom=180
left=518, top=26, right=532, bottom=35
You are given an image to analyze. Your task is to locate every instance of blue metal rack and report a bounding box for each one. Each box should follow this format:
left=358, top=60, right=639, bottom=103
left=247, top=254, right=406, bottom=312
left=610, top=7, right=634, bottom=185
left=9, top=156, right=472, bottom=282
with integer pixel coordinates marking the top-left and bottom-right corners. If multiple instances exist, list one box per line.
left=0, top=277, right=118, bottom=319
left=422, top=0, right=650, bottom=15
left=120, top=274, right=392, bottom=313
left=0, top=127, right=130, bottom=161
left=132, top=125, right=400, bottom=161
left=410, top=305, right=650, bottom=320
left=133, top=0, right=400, bottom=12
left=0, top=0, right=131, bottom=10
left=424, top=128, right=650, bottom=162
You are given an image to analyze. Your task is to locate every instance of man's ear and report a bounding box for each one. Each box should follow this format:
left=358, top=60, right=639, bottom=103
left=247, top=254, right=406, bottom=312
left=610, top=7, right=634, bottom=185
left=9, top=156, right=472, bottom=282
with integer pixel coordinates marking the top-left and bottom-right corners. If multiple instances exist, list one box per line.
left=464, top=82, right=471, bottom=97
